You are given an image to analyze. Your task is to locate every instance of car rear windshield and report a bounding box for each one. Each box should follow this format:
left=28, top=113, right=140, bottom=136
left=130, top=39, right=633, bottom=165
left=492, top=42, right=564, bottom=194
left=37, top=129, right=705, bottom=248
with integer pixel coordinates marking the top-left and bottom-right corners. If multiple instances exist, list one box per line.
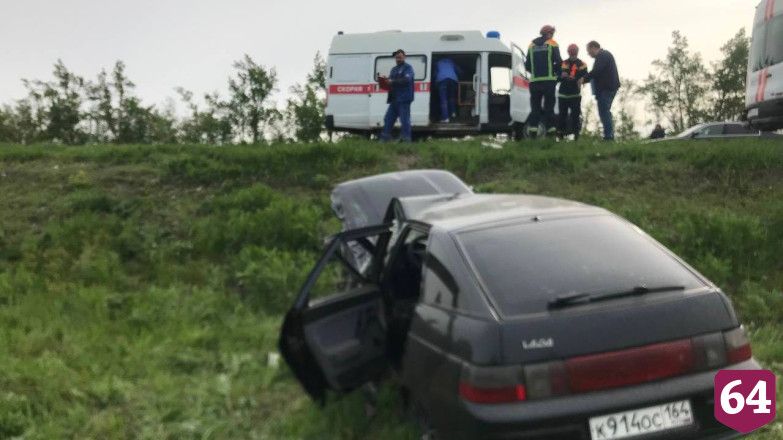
left=458, top=216, right=705, bottom=316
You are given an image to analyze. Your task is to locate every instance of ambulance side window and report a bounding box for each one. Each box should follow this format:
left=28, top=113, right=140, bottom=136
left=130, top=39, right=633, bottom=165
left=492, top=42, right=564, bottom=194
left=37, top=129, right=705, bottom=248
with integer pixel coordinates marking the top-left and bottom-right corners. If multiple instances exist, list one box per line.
left=374, top=56, right=428, bottom=81
left=491, top=67, right=512, bottom=95
left=750, top=22, right=768, bottom=72
left=511, top=45, right=529, bottom=81
left=769, top=14, right=783, bottom=65
left=331, top=56, right=367, bottom=83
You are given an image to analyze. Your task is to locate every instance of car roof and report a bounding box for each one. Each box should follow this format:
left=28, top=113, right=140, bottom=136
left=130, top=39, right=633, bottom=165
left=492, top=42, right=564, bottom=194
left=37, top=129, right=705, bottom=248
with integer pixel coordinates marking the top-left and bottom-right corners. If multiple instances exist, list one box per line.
left=329, top=30, right=510, bottom=55
left=331, top=170, right=472, bottom=230
left=396, top=193, right=607, bottom=232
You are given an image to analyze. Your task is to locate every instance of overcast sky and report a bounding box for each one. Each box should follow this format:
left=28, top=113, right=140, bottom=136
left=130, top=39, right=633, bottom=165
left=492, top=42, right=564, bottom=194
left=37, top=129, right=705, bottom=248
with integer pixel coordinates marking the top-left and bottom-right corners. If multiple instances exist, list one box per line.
left=1, top=0, right=754, bottom=117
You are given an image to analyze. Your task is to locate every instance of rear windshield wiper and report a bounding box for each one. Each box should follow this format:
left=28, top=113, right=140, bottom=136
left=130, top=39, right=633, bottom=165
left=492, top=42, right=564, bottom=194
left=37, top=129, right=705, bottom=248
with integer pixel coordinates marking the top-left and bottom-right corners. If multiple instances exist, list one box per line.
left=548, top=285, right=686, bottom=310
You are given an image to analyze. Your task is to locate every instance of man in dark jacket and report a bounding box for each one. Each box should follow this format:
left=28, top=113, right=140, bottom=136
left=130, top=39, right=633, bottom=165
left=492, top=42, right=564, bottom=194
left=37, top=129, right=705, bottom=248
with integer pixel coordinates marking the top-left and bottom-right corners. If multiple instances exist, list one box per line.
left=579, top=41, right=620, bottom=141
left=558, top=44, right=588, bottom=140
left=380, top=49, right=415, bottom=142
left=524, top=25, right=562, bottom=137
left=649, top=124, right=666, bottom=139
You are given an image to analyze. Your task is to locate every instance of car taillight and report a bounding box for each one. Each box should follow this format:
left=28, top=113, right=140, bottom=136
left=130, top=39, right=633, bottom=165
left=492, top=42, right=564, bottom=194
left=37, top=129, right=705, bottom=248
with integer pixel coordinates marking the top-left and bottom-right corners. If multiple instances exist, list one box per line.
left=724, top=326, right=752, bottom=365
left=462, top=329, right=753, bottom=404
left=523, top=361, right=569, bottom=400
left=459, top=364, right=526, bottom=404
left=692, top=332, right=727, bottom=370
left=565, top=339, right=695, bottom=393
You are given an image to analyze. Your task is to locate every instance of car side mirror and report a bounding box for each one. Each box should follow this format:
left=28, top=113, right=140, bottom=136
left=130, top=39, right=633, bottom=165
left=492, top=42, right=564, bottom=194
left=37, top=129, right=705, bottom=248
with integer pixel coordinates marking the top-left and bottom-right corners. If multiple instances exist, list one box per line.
left=690, top=132, right=699, bottom=139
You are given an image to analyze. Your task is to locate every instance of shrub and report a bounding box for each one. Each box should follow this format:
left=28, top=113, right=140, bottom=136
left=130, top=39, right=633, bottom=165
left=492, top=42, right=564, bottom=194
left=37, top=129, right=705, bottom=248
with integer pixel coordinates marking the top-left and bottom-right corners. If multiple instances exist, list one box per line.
left=230, top=247, right=317, bottom=313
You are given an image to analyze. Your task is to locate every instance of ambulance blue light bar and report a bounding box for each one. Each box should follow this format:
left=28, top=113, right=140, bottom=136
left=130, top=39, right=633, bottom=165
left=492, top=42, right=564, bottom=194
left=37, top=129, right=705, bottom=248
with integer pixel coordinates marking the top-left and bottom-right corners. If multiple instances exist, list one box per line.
left=486, top=31, right=500, bottom=39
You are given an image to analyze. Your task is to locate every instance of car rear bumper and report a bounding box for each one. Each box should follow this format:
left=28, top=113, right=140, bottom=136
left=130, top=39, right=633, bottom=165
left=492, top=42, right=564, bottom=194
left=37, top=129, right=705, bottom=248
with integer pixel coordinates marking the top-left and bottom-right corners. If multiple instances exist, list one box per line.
left=449, top=359, right=760, bottom=440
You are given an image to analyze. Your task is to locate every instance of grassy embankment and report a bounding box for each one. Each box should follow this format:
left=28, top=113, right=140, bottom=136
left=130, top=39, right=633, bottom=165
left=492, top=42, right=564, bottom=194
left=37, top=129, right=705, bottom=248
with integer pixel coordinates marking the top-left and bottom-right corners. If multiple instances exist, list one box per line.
left=0, top=139, right=781, bottom=439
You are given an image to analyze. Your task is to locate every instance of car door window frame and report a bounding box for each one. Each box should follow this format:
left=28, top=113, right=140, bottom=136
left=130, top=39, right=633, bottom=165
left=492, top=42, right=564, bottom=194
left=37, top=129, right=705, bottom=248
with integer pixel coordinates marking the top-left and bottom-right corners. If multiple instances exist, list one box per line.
left=380, top=222, right=431, bottom=303
left=293, top=224, right=391, bottom=311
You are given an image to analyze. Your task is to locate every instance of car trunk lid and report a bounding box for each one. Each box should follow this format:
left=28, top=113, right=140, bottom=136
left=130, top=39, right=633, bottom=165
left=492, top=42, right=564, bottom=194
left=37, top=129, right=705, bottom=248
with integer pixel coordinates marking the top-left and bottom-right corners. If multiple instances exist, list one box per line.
left=499, top=289, right=736, bottom=365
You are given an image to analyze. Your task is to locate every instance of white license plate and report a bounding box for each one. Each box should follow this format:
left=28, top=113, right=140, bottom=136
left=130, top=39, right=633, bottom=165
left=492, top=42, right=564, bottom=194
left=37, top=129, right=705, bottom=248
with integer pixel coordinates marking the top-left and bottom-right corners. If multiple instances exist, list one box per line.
left=748, top=108, right=759, bottom=119
left=589, top=400, right=693, bottom=440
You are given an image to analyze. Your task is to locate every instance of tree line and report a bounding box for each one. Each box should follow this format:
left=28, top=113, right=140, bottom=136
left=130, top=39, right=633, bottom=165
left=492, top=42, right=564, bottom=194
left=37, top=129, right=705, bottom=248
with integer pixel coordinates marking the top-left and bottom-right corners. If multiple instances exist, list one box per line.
left=0, top=54, right=326, bottom=145
left=585, top=28, right=750, bottom=140
left=0, top=28, right=749, bottom=145
left=638, top=29, right=750, bottom=134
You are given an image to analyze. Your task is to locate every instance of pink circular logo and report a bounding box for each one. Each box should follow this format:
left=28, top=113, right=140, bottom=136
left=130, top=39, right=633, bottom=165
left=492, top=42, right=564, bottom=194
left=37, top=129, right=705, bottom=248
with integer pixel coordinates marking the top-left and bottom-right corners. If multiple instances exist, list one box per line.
left=714, top=370, right=776, bottom=433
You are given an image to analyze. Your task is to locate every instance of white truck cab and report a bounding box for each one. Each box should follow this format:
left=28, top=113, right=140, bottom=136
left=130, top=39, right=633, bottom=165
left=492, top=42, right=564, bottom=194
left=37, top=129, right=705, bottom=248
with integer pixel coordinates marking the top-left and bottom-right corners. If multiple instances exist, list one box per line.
left=324, top=30, right=537, bottom=139
left=746, top=0, right=783, bottom=131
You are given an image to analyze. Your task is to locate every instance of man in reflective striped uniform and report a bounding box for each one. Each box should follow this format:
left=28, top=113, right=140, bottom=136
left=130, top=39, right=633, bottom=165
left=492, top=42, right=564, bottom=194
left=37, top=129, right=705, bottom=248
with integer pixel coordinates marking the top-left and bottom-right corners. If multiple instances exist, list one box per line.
left=558, top=44, right=588, bottom=140
left=524, top=25, right=562, bottom=137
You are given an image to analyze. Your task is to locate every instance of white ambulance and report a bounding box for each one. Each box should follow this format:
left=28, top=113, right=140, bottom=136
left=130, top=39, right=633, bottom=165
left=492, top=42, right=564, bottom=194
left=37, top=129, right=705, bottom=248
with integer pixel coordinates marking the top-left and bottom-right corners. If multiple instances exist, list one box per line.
left=746, top=0, right=783, bottom=131
left=324, top=30, right=539, bottom=139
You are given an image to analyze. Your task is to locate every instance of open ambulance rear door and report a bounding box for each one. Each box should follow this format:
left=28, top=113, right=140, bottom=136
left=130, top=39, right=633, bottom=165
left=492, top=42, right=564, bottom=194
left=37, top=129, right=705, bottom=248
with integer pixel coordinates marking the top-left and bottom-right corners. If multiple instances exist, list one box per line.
left=327, top=55, right=371, bottom=130
left=510, top=42, right=533, bottom=138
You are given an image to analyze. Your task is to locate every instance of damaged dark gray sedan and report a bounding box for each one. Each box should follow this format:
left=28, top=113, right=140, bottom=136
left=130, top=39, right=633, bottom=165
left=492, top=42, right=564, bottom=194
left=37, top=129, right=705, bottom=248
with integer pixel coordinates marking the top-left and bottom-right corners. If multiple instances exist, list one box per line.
left=279, top=170, right=760, bottom=440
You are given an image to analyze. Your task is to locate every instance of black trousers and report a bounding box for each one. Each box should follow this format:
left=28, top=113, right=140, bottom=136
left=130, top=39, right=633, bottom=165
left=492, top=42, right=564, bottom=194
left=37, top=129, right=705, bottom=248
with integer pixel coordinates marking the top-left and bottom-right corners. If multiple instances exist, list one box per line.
left=529, top=81, right=557, bottom=133
left=558, top=96, right=582, bottom=135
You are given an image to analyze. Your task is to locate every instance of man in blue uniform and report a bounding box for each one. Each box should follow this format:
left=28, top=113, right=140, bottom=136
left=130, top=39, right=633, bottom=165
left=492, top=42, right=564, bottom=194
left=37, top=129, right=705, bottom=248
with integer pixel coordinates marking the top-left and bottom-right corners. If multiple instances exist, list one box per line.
left=380, top=49, right=415, bottom=142
left=524, top=25, right=562, bottom=137
left=558, top=44, right=588, bottom=140
left=435, top=58, right=463, bottom=123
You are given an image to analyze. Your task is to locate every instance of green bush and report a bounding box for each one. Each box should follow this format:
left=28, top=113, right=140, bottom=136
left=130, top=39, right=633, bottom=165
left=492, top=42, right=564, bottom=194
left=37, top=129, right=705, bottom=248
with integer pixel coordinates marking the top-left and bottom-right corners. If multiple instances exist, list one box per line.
left=193, top=196, right=320, bottom=255
left=230, top=247, right=317, bottom=313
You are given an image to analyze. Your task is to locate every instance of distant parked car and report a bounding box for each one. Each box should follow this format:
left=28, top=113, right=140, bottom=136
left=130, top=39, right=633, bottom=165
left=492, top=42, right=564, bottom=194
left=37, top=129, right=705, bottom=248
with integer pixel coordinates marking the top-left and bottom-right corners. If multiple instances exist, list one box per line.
left=652, top=122, right=782, bottom=142
left=279, top=171, right=761, bottom=440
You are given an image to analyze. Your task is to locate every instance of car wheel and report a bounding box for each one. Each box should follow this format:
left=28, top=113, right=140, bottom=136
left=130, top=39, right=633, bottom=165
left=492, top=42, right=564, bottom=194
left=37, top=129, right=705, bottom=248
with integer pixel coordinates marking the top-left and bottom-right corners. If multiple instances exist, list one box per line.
left=406, top=393, right=439, bottom=440
left=420, top=427, right=438, bottom=440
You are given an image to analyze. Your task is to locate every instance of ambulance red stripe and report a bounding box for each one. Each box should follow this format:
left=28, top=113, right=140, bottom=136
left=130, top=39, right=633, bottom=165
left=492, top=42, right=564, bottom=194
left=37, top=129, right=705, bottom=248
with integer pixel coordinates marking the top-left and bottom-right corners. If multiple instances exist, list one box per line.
left=758, top=68, right=771, bottom=103
left=513, top=76, right=530, bottom=89
left=759, top=70, right=764, bottom=103
left=756, top=69, right=764, bottom=103
left=756, top=71, right=762, bottom=103
left=328, top=82, right=431, bottom=94
left=766, top=0, right=775, bottom=20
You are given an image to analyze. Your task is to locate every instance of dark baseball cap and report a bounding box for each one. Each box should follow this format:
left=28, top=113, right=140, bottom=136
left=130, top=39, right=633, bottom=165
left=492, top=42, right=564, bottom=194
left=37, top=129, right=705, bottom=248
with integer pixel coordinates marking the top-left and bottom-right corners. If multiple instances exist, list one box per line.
left=393, top=49, right=406, bottom=56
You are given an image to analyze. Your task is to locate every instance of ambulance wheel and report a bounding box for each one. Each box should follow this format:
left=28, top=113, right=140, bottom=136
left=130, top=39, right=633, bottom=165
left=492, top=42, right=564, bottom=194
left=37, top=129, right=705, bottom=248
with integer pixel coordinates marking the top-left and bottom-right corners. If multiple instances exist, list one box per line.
left=411, top=132, right=430, bottom=142
left=523, top=121, right=547, bottom=139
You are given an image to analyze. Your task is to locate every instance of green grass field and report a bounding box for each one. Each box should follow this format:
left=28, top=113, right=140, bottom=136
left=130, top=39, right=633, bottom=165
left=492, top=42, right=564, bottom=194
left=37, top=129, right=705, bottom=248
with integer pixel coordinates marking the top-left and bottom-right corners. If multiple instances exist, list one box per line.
left=0, top=138, right=781, bottom=439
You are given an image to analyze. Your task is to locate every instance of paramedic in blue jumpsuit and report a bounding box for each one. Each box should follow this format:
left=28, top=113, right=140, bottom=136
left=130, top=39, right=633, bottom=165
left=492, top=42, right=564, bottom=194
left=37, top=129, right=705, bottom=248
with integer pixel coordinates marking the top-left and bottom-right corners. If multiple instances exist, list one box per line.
left=435, top=58, right=463, bottom=123
left=380, top=49, right=415, bottom=142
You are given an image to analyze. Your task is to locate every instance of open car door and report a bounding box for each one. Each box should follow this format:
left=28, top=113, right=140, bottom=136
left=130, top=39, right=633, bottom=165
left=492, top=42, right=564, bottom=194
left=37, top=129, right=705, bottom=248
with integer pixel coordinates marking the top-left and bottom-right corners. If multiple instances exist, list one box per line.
left=279, top=224, right=391, bottom=404
left=510, top=42, right=532, bottom=126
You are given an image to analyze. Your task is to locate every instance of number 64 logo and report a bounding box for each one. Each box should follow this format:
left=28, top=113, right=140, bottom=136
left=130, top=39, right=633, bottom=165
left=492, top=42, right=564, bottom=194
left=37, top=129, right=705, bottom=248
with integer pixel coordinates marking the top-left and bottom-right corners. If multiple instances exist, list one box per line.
left=714, top=370, right=776, bottom=433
